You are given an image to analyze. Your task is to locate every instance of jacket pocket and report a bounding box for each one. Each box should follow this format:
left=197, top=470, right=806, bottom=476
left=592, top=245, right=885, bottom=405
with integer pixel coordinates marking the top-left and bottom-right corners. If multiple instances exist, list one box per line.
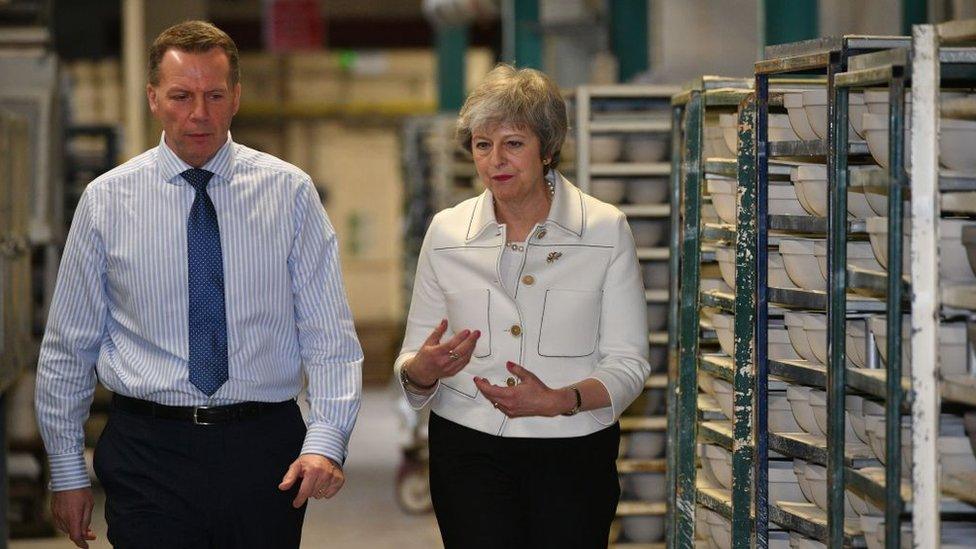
left=443, top=288, right=492, bottom=359
left=538, top=289, right=602, bottom=357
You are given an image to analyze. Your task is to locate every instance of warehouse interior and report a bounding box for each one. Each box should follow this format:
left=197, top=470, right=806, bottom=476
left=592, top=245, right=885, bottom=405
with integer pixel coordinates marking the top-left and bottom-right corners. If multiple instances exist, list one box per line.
left=3, top=0, right=976, bottom=548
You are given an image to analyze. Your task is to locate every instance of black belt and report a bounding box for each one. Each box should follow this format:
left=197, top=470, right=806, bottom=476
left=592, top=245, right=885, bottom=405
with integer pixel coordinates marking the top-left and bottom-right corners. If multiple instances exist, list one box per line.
left=112, top=393, right=293, bottom=425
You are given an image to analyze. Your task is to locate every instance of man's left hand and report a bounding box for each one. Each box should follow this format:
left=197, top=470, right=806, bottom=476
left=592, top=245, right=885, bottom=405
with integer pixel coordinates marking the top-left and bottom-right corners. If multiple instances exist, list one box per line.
left=278, top=454, right=345, bottom=508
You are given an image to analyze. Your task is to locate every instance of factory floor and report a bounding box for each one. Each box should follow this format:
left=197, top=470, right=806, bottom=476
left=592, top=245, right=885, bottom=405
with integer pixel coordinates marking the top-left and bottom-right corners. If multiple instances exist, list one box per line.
left=10, top=387, right=443, bottom=549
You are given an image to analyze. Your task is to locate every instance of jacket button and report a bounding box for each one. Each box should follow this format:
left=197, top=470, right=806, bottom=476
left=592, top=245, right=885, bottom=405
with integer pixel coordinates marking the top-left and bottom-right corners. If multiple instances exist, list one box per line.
left=521, top=274, right=535, bottom=286
left=506, top=377, right=516, bottom=387
left=510, top=324, right=522, bottom=337
left=536, top=229, right=547, bottom=239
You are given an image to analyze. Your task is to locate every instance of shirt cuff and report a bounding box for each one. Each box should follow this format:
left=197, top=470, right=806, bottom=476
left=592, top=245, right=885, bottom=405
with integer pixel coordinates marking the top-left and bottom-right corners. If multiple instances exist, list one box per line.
left=584, top=375, right=620, bottom=426
left=393, top=357, right=438, bottom=410
left=301, top=422, right=350, bottom=466
left=48, top=452, right=91, bottom=492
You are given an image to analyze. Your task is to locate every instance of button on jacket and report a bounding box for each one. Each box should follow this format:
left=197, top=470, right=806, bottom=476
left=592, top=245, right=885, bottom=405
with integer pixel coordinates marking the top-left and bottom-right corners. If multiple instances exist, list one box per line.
left=395, top=172, right=650, bottom=438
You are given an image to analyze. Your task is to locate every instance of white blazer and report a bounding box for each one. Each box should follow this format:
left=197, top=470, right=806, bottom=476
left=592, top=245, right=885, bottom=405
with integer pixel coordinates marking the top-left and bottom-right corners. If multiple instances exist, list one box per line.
left=395, top=172, right=651, bottom=438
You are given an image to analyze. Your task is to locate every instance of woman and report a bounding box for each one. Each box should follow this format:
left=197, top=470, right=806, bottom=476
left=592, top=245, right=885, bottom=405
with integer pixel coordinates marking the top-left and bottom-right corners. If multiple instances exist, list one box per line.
left=394, top=64, right=650, bottom=548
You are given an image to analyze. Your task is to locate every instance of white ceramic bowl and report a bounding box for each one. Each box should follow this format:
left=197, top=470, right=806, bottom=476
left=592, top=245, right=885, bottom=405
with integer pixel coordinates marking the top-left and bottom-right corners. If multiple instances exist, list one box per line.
left=646, top=303, right=668, bottom=331
left=846, top=319, right=868, bottom=368
left=794, top=458, right=814, bottom=503
left=720, top=113, right=738, bottom=155
left=712, top=311, right=734, bottom=357
left=801, top=313, right=828, bottom=365
left=864, top=415, right=910, bottom=465
left=804, top=462, right=859, bottom=517
left=862, top=112, right=909, bottom=169
left=698, top=444, right=722, bottom=487
left=630, top=219, right=669, bottom=248
left=769, top=182, right=811, bottom=216
left=648, top=345, right=667, bottom=373
left=809, top=390, right=861, bottom=443
left=940, top=118, right=976, bottom=172
left=590, top=178, right=628, bottom=203
left=769, top=459, right=805, bottom=504
left=626, top=471, right=666, bottom=501
left=770, top=393, right=803, bottom=433
left=849, top=397, right=871, bottom=444
left=704, top=443, right=733, bottom=489
left=784, top=92, right=820, bottom=140
left=864, top=215, right=976, bottom=282
left=787, top=385, right=824, bottom=435
left=591, top=135, right=623, bottom=163
left=812, top=240, right=883, bottom=282
left=706, top=508, right=732, bottom=549
left=627, top=178, right=670, bottom=204
left=803, top=89, right=866, bottom=140
left=643, top=261, right=669, bottom=289
left=770, top=113, right=801, bottom=142
left=784, top=312, right=818, bottom=363
left=790, top=164, right=828, bottom=217
left=707, top=176, right=737, bottom=226
left=620, top=515, right=665, bottom=543
left=716, top=246, right=735, bottom=290
left=868, top=315, right=969, bottom=376
left=624, top=134, right=669, bottom=162
left=964, top=225, right=976, bottom=278
left=789, top=164, right=875, bottom=218
left=702, top=200, right=720, bottom=224
left=770, top=327, right=801, bottom=361
left=779, top=238, right=826, bottom=291
left=769, top=250, right=799, bottom=289
left=626, top=431, right=667, bottom=458
left=712, top=379, right=734, bottom=421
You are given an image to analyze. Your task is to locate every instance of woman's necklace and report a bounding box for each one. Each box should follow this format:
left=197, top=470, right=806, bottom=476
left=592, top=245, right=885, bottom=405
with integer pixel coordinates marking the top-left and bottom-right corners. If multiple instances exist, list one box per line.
left=500, top=178, right=555, bottom=249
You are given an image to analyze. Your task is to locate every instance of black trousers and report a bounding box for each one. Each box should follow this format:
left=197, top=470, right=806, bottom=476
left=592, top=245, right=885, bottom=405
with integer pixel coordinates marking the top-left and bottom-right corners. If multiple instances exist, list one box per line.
left=93, top=400, right=307, bottom=549
left=428, top=413, right=621, bottom=549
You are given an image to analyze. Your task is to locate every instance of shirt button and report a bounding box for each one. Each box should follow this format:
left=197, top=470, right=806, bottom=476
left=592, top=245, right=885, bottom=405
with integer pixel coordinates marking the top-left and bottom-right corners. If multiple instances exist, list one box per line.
left=510, top=324, right=522, bottom=337
left=506, top=377, right=517, bottom=387
left=537, top=229, right=547, bottom=239
left=521, top=274, right=535, bottom=286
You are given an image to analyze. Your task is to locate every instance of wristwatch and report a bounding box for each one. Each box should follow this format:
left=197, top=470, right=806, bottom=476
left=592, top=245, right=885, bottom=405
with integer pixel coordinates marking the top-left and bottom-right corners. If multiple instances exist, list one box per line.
left=400, top=363, right=437, bottom=391
left=561, top=385, right=582, bottom=416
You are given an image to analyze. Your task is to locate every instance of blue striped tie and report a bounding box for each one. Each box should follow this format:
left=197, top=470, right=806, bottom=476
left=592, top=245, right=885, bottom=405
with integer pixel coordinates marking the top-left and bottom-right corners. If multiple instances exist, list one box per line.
left=182, top=168, right=228, bottom=396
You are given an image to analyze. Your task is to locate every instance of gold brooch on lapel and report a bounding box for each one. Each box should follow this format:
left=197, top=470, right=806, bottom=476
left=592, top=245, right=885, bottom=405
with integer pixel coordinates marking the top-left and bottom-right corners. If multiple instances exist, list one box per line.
left=546, top=252, right=562, bottom=264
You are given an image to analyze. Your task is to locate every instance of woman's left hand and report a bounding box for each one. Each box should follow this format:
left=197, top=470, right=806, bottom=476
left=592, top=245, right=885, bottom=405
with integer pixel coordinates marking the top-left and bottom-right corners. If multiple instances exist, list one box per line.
left=474, top=361, right=574, bottom=418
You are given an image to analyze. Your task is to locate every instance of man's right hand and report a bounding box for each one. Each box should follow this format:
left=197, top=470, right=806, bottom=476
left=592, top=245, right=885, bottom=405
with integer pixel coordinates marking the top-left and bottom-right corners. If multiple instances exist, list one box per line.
left=51, top=487, right=96, bottom=548
left=403, top=319, right=480, bottom=387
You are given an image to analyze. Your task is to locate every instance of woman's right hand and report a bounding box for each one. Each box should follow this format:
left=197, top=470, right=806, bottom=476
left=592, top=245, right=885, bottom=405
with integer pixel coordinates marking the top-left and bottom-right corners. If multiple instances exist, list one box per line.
left=404, top=319, right=480, bottom=387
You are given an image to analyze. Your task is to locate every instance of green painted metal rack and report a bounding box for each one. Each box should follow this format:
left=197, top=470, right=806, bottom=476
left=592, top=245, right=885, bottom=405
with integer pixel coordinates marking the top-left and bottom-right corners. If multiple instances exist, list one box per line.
left=667, top=76, right=758, bottom=549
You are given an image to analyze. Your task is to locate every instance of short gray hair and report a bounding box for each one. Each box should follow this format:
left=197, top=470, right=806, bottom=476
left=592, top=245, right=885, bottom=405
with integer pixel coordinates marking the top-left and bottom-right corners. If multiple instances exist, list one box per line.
left=456, top=64, right=568, bottom=172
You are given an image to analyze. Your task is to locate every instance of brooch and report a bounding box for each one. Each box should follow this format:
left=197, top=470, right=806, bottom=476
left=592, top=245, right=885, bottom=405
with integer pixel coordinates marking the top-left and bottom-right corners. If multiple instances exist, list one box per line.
left=546, top=252, right=562, bottom=263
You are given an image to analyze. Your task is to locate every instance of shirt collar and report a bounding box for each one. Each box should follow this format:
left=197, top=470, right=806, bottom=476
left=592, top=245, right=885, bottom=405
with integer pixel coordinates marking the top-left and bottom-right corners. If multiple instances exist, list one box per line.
left=465, top=170, right=585, bottom=242
left=156, top=131, right=236, bottom=186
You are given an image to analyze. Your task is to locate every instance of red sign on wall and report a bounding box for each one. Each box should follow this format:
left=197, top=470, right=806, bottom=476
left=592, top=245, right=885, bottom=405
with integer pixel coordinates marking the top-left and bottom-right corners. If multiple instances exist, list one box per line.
left=264, top=0, right=325, bottom=52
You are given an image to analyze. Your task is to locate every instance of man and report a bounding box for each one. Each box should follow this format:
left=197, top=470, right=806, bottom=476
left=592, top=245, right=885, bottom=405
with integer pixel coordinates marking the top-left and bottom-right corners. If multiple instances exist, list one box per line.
left=35, top=20, right=362, bottom=548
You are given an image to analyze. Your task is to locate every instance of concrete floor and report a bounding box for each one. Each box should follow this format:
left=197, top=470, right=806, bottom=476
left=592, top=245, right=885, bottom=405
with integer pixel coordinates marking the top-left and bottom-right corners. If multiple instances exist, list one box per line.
left=10, top=387, right=444, bottom=549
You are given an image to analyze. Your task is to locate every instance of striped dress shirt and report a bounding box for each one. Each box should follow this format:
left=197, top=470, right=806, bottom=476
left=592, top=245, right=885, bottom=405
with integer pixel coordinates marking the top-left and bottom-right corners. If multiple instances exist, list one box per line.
left=35, top=134, right=363, bottom=491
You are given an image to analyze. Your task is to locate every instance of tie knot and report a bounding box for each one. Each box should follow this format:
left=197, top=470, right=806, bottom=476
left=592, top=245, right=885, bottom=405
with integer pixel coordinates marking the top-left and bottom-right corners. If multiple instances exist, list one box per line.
left=181, top=168, right=214, bottom=192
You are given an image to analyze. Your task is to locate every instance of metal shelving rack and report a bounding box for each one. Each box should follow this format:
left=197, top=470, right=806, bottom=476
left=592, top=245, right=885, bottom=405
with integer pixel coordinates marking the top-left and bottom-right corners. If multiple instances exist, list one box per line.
left=903, top=20, right=976, bottom=547
left=667, top=76, right=757, bottom=549
left=755, top=35, right=911, bottom=549
left=575, top=84, right=678, bottom=548
left=754, top=29, right=976, bottom=548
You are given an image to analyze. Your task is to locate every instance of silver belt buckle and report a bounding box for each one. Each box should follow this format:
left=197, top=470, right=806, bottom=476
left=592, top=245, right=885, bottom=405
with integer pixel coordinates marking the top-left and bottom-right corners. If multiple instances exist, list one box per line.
left=192, top=406, right=215, bottom=425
